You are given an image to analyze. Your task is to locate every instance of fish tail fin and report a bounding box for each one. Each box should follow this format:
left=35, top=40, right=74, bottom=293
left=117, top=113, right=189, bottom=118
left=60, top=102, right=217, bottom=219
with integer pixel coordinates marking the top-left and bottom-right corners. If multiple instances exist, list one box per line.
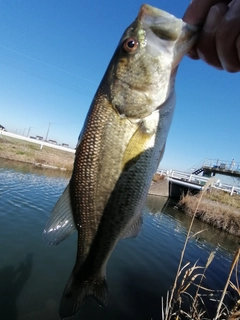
left=59, top=271, right=108, bottom=319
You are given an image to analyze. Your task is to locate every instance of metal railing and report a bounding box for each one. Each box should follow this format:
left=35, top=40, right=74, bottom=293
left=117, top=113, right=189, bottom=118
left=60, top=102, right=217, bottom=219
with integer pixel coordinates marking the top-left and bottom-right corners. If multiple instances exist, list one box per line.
left=202, top=158, right=240, bottom=172
left=157, top=169, right=240, bottom=196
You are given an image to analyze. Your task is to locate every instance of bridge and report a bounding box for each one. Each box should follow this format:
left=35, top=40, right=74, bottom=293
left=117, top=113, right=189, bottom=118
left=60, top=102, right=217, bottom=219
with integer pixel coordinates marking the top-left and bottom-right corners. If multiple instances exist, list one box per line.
left=149, top=168, right=240, bottom=200
left=192, top=159, right=240, bottom=178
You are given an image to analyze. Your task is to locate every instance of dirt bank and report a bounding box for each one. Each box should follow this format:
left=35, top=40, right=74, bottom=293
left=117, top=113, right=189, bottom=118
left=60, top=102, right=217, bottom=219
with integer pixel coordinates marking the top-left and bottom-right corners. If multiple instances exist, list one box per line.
left=178, top=189, right=240, bottom=236
left=0, top=135, right=74, bottom=171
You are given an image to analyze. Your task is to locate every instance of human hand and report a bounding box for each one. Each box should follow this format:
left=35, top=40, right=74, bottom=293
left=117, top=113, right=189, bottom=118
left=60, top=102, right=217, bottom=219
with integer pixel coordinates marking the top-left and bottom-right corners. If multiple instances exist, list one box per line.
left=183, top=0, right=240, bottom=72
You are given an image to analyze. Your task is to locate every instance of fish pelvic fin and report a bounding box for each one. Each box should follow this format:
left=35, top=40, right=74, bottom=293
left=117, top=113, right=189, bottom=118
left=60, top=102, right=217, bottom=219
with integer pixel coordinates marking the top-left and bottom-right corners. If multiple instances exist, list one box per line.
left=59, top=271, right=108, bottom=319
left=42, top=184, right=76, bottom=245
left=121, top=215, right=143, bottom=239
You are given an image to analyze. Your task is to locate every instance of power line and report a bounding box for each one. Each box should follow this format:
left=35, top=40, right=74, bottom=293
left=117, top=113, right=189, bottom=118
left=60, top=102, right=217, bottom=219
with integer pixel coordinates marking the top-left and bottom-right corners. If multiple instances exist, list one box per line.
left=0, top=56, right=95, bottom=97
left=0, top=44, right=98, bottom=85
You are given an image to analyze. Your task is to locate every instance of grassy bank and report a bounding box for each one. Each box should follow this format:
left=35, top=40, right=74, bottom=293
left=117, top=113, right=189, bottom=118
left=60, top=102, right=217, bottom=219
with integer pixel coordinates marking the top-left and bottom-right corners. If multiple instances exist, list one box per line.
left=0, top=135, right=74, bottom=171
left=178, top=188, right=240, bottom=236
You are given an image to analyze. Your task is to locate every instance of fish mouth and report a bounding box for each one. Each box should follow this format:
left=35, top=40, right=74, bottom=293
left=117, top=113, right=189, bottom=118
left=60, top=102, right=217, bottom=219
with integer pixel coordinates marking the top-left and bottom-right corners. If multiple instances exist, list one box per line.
left=138, top=4, right=184, bottom=41
left=137, top=4, right=199, bottom=66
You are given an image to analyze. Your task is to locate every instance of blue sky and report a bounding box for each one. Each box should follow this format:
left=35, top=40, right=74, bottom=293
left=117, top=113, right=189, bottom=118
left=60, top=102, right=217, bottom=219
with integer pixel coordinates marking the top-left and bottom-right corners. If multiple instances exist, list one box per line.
left=1, top=0, right=239, bottom=172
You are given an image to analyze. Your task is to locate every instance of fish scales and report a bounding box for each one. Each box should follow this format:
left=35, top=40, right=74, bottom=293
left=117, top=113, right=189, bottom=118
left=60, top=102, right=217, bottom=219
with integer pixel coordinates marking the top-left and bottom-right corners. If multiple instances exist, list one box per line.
left=43, top=4, right=198, bottom=319
left=70, top=91, right=138, bottom=261
left=71, top=115, right=162, bottom=276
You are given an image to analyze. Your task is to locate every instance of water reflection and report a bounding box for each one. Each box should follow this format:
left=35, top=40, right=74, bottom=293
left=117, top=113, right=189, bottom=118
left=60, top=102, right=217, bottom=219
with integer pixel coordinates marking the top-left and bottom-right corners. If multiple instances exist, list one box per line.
left=0, top=253, right=33, bottom=320
left=147, top=195, right=240, bottom=257
left=0, top=163, right=240, bottom=319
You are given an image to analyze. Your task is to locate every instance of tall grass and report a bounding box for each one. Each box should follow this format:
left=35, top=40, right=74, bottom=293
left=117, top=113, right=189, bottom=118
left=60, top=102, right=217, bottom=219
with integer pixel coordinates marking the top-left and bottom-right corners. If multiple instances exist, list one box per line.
left=162, top=179, right=240, bottom=319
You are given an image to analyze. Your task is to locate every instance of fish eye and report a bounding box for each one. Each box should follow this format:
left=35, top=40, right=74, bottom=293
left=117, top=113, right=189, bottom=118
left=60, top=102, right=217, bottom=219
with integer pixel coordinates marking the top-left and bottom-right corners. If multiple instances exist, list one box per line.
left=123, top=38, right=138, bottom=53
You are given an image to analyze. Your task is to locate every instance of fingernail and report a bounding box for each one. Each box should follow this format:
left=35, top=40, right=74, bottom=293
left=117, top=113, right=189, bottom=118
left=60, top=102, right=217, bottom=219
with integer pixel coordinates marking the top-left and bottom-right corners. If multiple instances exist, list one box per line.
left=226, top=0, right=240, bottom=20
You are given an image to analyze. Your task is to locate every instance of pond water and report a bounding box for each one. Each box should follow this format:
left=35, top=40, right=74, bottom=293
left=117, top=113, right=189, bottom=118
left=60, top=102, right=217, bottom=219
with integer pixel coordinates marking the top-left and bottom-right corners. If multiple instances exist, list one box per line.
left=0, top=159, right=239, bottom=320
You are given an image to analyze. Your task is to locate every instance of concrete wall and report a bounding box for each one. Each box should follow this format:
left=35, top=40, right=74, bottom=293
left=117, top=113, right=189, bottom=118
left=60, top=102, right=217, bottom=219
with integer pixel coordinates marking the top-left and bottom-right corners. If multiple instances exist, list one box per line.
left=148, top=179, right=169, bottom=197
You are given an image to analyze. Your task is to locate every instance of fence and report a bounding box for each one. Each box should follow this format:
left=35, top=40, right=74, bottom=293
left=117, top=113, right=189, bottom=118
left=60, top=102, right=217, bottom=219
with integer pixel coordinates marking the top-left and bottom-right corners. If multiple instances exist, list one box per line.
left=157, top=169, right=240, bottom=196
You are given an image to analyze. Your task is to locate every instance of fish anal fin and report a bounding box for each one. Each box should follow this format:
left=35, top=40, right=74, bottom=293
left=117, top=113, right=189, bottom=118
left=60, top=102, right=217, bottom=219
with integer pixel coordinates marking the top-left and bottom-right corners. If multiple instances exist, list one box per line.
left=42, top=184, right=76, bottom=245
left=60, top=272, right=108, bottom=318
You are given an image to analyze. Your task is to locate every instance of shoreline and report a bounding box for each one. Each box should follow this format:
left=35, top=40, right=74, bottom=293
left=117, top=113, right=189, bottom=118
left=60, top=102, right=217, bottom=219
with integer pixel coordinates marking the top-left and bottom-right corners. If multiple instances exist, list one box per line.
left=1, top=135, right=240, bottom=237
left=0, top=135, right=74, bottom=172
left=149, top=174, right=240, bottom=237
left=178, top=189, right=240, bottom=237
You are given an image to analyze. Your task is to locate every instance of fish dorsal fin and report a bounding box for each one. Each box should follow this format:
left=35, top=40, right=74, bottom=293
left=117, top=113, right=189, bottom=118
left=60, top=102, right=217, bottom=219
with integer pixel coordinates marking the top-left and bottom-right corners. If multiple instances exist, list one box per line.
left=43, top=184, right=76, bottom=245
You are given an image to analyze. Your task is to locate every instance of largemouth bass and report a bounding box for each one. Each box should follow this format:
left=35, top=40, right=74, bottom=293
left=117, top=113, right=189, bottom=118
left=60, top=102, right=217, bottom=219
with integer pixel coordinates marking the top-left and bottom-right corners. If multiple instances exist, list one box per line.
left=43, top=4, right=198, bottom=319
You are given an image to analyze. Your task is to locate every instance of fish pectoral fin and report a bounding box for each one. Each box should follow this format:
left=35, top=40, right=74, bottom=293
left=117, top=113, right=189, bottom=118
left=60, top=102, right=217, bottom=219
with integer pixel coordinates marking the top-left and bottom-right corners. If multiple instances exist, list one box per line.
left=42, top=184, right=76, bottom=245
left=121, top=119, right=156, bottom=172
left=121, top=215, right=143, bottom=239
left=60, top=271, right=108, bottom=318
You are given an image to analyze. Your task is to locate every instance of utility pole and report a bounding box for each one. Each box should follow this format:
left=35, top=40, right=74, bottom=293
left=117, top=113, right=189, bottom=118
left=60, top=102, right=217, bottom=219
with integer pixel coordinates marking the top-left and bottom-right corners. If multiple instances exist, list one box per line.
left=45, top=122, right=52, bottom=141
left=27, top=127, right=31, bottom=137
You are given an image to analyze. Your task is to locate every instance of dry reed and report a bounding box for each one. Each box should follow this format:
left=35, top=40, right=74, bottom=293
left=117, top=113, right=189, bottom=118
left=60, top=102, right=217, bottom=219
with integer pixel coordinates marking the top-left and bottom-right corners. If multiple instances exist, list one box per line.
left=152, top=173, right=166, bottom=182
left=162, top=179, right=240, bottom=319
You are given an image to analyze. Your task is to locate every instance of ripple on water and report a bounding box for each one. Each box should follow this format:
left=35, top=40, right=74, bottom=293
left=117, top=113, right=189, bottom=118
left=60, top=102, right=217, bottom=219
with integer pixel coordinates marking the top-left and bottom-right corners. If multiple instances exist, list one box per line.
left=0, top=165, right=239, bottom=320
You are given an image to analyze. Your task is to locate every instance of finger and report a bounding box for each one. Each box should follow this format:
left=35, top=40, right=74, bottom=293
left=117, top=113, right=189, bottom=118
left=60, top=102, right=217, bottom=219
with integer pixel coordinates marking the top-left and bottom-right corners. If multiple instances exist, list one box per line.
left=183, top=0, right=232, bottom=25
left=216, top=0, right=240, bottom=72
left=186, top=47, right=200, bottom=60
left=196, top=3, right=228, bottom=69
left=237, top=35, right=240, bottom=65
